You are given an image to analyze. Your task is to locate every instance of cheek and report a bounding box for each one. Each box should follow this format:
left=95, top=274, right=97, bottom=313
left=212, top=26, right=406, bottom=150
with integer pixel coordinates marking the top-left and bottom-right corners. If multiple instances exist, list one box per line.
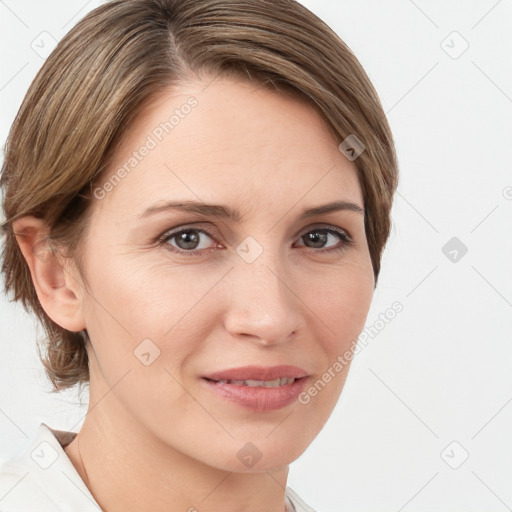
left=294, top=265, right=373, bottom=429
left=84, top=253, right=196, bottom=333
left=301, top=260, right=374, bottom=342
left=81, top=255, right=221, bottom=377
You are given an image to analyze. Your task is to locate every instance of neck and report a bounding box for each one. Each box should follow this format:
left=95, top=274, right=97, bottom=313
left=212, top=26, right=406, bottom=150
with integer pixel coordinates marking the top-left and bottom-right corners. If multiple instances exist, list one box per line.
left=64, top=376, right=291, bottom=512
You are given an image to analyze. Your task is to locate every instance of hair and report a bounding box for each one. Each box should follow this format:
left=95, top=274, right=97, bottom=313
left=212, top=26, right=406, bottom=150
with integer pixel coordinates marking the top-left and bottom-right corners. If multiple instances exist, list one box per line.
left=0, top=0, right=399, bottom=391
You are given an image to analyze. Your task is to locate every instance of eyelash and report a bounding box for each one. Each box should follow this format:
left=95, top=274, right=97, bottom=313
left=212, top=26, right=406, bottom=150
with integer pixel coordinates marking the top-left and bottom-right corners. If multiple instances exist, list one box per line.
left=155, top=224, right=354, bottom=257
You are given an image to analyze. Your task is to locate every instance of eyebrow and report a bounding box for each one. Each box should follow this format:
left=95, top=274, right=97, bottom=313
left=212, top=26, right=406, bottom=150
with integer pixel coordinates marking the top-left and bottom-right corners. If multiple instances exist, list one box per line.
left=137, top=199, right=364, bottom=221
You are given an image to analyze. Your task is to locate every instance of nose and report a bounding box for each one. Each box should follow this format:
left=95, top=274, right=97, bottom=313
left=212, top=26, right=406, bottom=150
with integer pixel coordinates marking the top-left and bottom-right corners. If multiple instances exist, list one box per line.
left=223, top=256, right=305, bottom=346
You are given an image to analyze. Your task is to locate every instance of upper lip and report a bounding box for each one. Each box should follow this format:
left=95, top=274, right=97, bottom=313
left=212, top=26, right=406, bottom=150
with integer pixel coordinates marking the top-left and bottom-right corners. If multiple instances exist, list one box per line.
left=203, top=365, right=309, bottom=381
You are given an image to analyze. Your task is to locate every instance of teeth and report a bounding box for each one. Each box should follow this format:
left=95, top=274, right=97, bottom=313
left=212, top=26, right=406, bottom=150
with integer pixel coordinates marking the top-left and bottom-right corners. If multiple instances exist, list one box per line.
left=245, top=379, right=267, bottom=387
left=214, top=377, right=296, bottom=387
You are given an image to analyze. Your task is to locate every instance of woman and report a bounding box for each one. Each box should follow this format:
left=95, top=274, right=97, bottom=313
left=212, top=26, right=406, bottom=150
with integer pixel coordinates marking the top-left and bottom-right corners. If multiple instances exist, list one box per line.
left=0, top=0, right=398, bottom=510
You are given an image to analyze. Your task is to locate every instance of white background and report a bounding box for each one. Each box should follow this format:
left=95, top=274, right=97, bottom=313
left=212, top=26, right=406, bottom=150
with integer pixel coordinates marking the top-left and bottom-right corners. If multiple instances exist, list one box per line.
left=1, top=1, right=511, bottom=511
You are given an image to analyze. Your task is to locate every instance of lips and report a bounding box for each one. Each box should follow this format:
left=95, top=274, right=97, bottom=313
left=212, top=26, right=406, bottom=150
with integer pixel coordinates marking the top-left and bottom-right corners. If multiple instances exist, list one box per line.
left=202, top=365, right=309, bottom=382
left=201, top=365, right=310, bottom=411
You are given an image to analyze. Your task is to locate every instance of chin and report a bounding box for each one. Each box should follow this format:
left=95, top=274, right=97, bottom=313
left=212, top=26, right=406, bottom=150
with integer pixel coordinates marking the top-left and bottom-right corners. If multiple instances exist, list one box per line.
left=214, top=447, right=303, bottom=474
left=204, top=432, right=313, bottom=473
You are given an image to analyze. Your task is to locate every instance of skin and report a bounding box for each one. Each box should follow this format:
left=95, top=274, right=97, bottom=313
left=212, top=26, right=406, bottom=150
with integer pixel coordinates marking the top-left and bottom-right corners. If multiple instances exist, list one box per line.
left=14, top=75, right=375, bottom=512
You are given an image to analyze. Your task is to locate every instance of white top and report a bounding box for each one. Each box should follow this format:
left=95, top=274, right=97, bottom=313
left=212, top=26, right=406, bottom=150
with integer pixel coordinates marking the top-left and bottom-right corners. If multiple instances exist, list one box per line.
left=0, top=423, right=318, bottom=512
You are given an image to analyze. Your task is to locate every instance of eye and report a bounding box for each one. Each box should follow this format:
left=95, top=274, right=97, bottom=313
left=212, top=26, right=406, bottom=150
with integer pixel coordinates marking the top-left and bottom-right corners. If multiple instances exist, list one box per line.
left=157, top=227, right=218, bottom=256
left=294, top=226, right=353, bottom=252
left=157, top=224, right=353, bottom=257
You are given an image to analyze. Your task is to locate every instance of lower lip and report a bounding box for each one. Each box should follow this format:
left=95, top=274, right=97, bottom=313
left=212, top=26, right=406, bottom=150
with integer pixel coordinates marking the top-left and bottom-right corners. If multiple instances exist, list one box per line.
left=201, top=377, right=309, bottom=412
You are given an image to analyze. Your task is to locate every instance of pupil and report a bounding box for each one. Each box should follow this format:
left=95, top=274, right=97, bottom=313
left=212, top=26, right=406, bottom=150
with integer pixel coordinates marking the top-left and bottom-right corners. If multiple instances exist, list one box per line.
left=177, top=230, right=199, bottom=250
left=306, top=231, right=327, bottom=248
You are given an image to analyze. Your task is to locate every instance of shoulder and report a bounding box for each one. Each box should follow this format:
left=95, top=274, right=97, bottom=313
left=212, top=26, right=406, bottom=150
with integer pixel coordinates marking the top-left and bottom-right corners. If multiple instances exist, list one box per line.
left=0, top=423, right=100, bottom=512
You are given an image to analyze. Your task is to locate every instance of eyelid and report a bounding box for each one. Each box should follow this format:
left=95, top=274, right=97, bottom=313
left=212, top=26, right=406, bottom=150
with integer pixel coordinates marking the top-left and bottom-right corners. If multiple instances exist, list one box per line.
left=296, top=222, right=352, bottom=241
left=156, top=223, right=219, bottom=246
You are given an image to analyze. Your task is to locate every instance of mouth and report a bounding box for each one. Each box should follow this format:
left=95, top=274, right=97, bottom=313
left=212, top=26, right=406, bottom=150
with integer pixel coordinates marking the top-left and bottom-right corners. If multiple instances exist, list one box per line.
left=202, top=364, right=309, bottom=382
left=200, top=366, right=310, bottom=411
left=203, top=377, right=298, bottom=387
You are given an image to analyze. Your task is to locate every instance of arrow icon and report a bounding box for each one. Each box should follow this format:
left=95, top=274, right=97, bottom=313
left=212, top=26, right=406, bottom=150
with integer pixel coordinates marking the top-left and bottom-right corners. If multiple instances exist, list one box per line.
left=134, top=339, right=161, bottom=365
left=338, top=134, right=365, bottom=161
left=441, top=237, right=468, bottom=263
left=31, top=442, right=58, bottom=468
left=237, top=441, right=262, bottom=468
left=236, top=237, right=263, bottom=263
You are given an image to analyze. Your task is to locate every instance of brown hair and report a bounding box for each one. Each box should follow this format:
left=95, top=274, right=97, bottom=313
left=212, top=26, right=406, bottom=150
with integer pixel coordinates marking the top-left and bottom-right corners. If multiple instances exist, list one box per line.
left=0, top=0, right=399, bottom=391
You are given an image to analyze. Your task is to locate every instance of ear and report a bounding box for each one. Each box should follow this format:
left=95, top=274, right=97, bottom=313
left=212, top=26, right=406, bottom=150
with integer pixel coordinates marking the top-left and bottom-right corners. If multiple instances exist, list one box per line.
left=12, top=216, right=87, bottom=332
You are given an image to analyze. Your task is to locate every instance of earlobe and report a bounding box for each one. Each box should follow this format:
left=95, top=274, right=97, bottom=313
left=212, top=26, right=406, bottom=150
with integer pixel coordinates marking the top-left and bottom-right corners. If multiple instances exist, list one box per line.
left=12, top=216, right=87, bottom=333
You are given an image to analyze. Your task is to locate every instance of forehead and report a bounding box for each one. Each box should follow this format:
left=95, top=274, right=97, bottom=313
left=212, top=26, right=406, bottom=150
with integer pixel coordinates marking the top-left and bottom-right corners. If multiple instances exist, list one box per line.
left=92, top=76, right=363, bottom=221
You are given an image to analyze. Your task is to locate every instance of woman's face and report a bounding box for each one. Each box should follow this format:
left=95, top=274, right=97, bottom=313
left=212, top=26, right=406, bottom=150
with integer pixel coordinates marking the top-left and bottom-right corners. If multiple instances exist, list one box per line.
left=72, top=75, right=375, bottom=471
